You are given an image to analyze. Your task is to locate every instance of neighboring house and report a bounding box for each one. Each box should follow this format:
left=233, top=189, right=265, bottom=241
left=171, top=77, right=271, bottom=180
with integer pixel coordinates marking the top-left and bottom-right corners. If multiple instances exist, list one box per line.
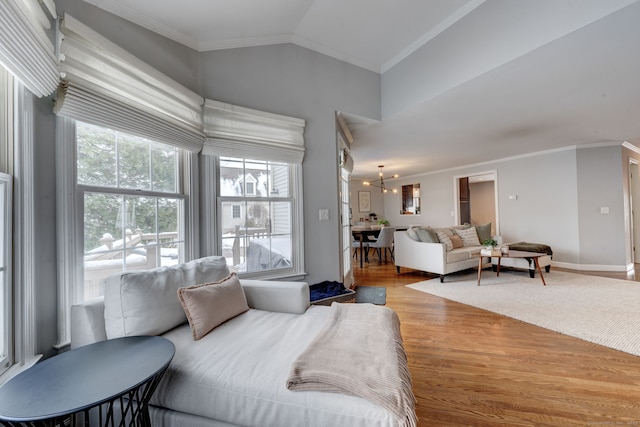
left=1, top=0, right=639, bottom=371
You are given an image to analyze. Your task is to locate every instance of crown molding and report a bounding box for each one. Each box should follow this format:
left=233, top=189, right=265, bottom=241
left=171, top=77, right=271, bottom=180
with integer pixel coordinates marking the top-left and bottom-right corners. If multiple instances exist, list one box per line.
left=81, top=0, right=200, bottom=50
left=622, top=141, right=640, bottom=154
left=198, top=34, right=293, bottom=52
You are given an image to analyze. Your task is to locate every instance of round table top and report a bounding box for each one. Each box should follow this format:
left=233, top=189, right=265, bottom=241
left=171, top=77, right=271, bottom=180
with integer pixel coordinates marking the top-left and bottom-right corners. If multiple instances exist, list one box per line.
left=0, top=336, right=175, bottom=422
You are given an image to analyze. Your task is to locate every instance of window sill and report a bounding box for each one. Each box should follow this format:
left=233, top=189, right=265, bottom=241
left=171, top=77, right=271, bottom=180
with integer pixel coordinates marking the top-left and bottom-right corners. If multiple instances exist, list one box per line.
left=0, top=354, right=42, bottom=387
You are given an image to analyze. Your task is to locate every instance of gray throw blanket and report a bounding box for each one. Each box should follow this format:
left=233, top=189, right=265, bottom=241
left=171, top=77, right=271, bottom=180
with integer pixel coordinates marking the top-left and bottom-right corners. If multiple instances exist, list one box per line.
left=286, top=303, right=417, bottom=427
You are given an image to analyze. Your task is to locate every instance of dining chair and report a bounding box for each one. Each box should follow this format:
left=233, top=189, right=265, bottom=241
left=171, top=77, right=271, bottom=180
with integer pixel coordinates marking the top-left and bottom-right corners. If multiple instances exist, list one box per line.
left=352, top=239, right=371, bottom=263
left=368, top=226, right=395, bottom=264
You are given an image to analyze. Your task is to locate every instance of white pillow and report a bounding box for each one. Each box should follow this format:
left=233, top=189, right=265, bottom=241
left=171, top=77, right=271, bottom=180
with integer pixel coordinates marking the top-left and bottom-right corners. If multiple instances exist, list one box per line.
left=454, top=227, right=481, bottom=247
left=178, top=273, right=249, bottom=341
left=104, top=256, right=230, bottom=339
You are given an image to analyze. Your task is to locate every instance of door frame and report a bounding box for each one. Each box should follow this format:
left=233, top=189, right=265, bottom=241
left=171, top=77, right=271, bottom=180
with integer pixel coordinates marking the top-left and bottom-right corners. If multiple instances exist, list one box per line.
left=628, top=159, right=640, bottom=264
left=453, top=170, right=500, bottom=236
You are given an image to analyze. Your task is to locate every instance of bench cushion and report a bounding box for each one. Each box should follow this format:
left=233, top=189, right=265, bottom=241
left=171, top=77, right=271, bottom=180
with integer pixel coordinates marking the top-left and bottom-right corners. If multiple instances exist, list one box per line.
left=508, top=242, right=553, bottom=255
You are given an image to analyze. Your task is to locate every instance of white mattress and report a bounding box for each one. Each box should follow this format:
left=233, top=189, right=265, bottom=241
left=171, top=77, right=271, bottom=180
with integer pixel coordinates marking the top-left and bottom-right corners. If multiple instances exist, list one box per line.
left=152, top=306, right=398, bottom=427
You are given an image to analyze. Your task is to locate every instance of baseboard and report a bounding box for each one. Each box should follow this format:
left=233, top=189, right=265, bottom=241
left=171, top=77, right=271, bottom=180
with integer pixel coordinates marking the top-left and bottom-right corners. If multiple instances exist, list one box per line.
left=551, top=261, right=630, bottom=273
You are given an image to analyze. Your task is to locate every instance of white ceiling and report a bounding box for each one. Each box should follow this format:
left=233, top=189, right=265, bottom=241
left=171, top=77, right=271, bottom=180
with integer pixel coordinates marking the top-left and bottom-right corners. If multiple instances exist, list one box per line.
left=81, top=0, right=640, bottom=179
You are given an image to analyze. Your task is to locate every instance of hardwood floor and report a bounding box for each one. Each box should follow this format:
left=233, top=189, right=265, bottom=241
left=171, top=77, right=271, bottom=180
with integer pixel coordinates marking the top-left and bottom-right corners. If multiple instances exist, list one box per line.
left=353, top=260, right=640, bottom=426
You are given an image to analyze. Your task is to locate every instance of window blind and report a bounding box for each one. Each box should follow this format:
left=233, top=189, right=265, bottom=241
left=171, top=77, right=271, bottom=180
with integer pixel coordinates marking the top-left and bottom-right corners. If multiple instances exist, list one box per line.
left=0, top=0, right=58, bottom=98
left=54, top=13, right=204, bottom=152
left=202, top=99, right=305, bottom=163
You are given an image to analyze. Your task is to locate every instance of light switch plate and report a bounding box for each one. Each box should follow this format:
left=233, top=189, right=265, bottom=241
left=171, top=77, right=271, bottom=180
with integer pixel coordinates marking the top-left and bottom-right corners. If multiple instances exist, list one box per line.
left=319, top=209, right=329, bottom=220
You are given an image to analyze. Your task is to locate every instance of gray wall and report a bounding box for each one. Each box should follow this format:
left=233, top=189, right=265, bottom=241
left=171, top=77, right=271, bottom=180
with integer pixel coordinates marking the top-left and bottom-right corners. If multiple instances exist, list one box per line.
left=198, top=45, right=381, bottom=284
left=576, top=145, right=627, bottom=266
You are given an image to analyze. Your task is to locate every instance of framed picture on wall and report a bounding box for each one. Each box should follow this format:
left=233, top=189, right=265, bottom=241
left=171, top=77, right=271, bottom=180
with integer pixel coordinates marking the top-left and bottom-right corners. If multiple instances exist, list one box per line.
left=358, top=191, right=371, bottom=212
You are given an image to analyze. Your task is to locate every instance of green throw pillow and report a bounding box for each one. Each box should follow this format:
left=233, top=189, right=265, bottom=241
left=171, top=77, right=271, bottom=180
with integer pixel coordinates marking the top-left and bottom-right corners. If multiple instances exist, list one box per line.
left=475, top=223, right=492, bottom=244
left=415, top=227, right=439, bottom=243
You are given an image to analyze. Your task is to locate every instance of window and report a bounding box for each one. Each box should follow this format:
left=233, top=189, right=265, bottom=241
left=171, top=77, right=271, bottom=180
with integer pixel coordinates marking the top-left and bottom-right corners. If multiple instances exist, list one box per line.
left=77, top=122, right=185, bottom=301
left=219, top=157, right=296, bottom=275
left=200, top=99, right=305, bottom=280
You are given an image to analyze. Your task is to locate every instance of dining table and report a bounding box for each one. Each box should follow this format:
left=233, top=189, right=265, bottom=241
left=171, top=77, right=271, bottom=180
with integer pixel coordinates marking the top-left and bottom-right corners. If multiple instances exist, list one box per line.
left=352, top=228, right=380, bottom=268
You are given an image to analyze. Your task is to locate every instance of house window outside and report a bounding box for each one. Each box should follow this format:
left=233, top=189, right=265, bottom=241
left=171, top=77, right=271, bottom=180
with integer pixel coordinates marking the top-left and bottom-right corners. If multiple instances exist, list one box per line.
left=245, top=181, right=255, bottom=196
left=77, top=122, right=185, bottom=301
left=219, top=156, right=294, bottom=274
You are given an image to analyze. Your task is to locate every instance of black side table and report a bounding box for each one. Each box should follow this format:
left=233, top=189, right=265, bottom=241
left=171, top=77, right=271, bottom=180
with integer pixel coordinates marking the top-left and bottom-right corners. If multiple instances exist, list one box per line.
left=0, top=336, right=175, bottom=427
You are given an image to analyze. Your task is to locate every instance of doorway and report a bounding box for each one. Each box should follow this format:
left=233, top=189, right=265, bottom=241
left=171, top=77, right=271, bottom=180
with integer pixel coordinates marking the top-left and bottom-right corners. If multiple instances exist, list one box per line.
left=455, top=172, right=498, bottom=237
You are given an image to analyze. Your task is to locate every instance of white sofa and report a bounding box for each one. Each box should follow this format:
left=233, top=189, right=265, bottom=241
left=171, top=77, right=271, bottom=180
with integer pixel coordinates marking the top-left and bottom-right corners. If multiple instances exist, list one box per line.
left=394, top=226, right=489, bottom=282
left=71, top=256, right=413, bottom=427
left=394, top=226, right=552, bottom=282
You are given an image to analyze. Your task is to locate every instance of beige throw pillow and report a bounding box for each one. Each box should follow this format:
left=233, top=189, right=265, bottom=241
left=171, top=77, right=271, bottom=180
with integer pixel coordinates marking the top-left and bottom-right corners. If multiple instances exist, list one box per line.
left=454, top=226, right=481, bottom=247
left=177, top=273, right=249, bottom=341
left=450, top=235, right=464, bottom=249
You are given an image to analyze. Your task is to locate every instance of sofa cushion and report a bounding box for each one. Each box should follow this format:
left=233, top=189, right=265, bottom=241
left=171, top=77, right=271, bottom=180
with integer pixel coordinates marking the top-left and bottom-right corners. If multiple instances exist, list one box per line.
left=435, top=231, right=454, bottom=251
left=178, top=273, right=249, bottom=341
left=454, top=226, right=481, bottom=247
left=104, top=256, right=230, bottom=339
left=446, top=248, right=473, bottom=263
left=475, top=222, right=492, bottom=244
left=415, top=226, right=439, bottom=243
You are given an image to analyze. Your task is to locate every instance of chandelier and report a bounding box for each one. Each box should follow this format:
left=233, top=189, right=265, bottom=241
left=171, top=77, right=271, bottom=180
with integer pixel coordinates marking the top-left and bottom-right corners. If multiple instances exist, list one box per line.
left=363, top=165, right=398, bottom=193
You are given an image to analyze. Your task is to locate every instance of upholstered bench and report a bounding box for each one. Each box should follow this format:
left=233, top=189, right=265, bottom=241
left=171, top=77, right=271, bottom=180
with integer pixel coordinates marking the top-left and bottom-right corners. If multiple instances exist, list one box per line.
left=491, top=242, right=552, bottom=278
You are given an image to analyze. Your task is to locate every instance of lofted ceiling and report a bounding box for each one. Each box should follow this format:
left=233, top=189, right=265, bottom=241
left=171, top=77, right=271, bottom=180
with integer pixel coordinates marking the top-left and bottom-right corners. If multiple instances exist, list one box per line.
left=81, top=0, right=640, bottom=179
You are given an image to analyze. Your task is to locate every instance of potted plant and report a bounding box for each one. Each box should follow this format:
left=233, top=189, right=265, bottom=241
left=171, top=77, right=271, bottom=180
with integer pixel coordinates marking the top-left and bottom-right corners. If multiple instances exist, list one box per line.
left=377, top=218, right=390, bottom=227
left=482, top=238, right=498, bottom=249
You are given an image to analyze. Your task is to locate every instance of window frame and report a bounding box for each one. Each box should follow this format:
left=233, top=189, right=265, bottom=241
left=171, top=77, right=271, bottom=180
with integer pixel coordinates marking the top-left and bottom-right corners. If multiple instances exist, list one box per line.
left=55, top=119, right=195, bottom=348
left=0, top=74, right=41, bottom=384
left=0, top=173, right=12, bottom=376
left=200, top=155, right=305, bottom=281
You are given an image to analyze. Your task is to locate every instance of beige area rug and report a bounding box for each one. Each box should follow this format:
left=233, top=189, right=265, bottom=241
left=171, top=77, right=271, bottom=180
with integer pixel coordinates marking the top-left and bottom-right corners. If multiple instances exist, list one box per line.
left=407, top=269, right=640, bottom=357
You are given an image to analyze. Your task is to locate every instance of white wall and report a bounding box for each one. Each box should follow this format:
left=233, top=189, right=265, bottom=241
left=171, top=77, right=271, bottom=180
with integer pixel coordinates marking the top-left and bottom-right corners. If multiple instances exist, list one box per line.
left=350, top=179, right=385, bottom=224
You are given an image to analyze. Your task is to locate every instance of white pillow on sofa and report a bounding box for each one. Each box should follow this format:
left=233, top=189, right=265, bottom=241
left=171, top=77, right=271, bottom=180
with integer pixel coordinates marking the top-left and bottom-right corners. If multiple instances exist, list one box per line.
left=104, top=256, right=230, bottom=339
left=453, top=227, right=481, bottom=247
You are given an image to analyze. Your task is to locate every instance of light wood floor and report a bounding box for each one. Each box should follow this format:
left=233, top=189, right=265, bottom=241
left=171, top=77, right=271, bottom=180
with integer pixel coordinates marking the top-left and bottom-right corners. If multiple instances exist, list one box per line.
left=353, top=259, right=640, bottom=426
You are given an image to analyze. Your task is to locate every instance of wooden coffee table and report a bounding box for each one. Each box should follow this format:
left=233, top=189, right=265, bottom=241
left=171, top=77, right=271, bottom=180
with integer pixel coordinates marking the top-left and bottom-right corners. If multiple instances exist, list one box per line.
left=477, top=250, right=547, bottom=286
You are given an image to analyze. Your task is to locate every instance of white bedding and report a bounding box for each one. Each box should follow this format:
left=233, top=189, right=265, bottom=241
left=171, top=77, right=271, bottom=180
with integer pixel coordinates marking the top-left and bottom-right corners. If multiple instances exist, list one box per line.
left=152, top=306, right=399, bottom=427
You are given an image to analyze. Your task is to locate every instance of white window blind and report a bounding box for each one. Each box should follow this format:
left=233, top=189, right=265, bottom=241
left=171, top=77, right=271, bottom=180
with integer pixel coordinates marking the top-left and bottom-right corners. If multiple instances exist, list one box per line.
left=202, top=99, right=305, bottom=163
left=54, top=13, right=205, bottom=152
left=0, top=0, right=58, bottom=98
